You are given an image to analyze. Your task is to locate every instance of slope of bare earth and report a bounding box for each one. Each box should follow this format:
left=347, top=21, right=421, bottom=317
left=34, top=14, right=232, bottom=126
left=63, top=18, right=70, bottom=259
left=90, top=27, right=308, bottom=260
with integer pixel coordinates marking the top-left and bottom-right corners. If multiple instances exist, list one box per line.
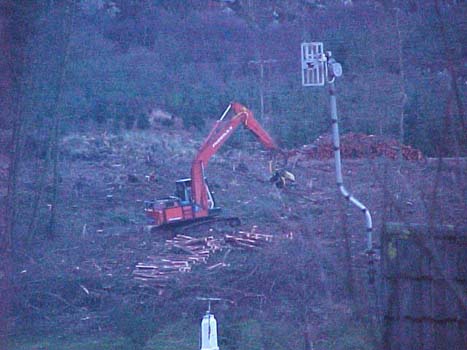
left=9, top=128, right=466, bottom=348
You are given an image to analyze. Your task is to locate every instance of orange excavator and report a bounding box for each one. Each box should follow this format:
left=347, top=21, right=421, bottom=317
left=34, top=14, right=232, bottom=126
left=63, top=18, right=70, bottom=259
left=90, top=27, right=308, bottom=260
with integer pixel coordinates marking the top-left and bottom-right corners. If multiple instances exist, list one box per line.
left=144, top=102, right=294, bottom=228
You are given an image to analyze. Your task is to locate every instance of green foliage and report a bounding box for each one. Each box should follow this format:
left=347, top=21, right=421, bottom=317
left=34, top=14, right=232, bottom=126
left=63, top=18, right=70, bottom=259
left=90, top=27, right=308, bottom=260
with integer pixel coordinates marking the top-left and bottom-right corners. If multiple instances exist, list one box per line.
left=319, top=321, right=379, bottom=350
left=261, top=320, right=304, bottom=350
left=20, top=1, right=458, bottom=155
left=144, top=319, right=197, bottom=350
left=9, top=335, right=132, bottom=350
left=218, top=319, right=265, bottom=350
left=136, top=113, right=150, bottom=129
left=237, top=319, right=264, bottom=350
left=13, top=0, right=465, bottom=155
left=111, top=305, right=158, bottom=349
left=108, top=212, right=131, bottom=225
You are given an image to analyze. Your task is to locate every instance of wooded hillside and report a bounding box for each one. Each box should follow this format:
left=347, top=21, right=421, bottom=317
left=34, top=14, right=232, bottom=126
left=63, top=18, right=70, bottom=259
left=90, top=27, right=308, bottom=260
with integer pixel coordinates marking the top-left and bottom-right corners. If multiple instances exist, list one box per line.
left=0, top=1, right=465, bottom=349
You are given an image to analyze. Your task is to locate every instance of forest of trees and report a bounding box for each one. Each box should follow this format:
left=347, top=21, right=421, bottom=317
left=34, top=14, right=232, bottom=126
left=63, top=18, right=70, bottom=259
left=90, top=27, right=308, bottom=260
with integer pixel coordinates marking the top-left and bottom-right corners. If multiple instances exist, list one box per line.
left=2, top=0, right=465, bottom=151
left=0, top=1, right=465, bottom=349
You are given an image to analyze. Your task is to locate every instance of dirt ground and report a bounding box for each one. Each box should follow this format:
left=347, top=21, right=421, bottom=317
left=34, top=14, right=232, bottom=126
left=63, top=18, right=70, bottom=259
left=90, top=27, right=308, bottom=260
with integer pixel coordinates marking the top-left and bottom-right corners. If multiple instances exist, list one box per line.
left=7, top=127, right=466, bottom=348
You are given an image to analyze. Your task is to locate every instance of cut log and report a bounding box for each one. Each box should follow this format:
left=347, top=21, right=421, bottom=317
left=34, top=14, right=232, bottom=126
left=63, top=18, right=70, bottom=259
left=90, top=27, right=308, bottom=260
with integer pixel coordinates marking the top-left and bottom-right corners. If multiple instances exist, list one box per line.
left=206, top=262, right=228, bottom=270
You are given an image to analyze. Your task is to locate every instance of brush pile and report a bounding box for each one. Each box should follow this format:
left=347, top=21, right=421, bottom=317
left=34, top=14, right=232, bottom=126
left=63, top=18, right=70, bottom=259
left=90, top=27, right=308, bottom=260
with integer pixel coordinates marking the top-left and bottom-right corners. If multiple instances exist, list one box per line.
left=296, top=133, right=424, bottom=161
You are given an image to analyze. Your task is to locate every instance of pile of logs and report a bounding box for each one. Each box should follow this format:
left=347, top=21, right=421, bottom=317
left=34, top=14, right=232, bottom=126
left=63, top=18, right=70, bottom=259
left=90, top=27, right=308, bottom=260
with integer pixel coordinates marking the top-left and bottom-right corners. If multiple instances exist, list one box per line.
left=296, top=133, right=424, bottom=161
left=167, top=234, right=223, bottom=257
left=133, top=227, right=275, bottom=287
left=133, top=255, right=191, bottom=287
left=225, top=229, right=273, bottom=249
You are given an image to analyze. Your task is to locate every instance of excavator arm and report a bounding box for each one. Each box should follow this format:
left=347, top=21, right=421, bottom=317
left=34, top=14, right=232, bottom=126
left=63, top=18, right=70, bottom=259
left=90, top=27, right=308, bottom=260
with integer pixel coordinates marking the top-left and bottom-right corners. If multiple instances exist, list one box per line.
left=145, top=102, right=294, bottom=228
left=190, top=102, right=281, bottom=216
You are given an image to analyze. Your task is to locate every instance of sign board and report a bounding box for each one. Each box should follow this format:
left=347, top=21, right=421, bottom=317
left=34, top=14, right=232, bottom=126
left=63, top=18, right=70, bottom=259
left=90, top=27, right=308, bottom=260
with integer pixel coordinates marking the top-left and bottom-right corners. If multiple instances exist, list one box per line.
left=301, top=42, right=327, bottom=86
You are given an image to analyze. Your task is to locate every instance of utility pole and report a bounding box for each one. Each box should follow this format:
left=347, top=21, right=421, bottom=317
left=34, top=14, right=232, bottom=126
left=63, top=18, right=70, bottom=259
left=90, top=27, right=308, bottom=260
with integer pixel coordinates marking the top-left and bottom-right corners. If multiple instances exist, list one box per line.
left=249, top=58, right=277, bottom=122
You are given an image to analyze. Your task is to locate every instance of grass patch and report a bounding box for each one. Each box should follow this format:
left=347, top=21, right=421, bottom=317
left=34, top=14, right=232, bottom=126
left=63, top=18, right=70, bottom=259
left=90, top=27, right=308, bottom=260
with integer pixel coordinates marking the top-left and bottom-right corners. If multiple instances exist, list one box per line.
left=317, top=322, right=379, bottom=350
left=144, top=319, right=198, bottom=350
left=9, top=335, right=132, bottom=350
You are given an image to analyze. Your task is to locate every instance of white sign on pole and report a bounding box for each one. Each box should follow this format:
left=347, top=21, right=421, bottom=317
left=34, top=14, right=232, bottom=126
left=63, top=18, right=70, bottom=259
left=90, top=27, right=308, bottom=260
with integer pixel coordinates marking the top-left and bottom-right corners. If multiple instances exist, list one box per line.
left=301, top=42, right=327, bottom=86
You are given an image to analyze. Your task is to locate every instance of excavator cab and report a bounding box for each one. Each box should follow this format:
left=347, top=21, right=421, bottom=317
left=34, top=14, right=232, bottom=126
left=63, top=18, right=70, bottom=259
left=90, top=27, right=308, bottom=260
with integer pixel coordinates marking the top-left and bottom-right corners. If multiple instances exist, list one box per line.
left=175, top=178, right=193, bottom=204
left=175, top=178, right=217, bottom=210
left=145, top=178, right=219, bottom=228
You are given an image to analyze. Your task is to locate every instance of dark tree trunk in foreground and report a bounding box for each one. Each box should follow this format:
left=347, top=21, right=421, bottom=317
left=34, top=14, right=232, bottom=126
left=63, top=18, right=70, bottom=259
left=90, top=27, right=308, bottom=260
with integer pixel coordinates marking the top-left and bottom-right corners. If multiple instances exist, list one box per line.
left=0, top=0, right=15, bottom=344
left=47, top=0, right=76, bottom=237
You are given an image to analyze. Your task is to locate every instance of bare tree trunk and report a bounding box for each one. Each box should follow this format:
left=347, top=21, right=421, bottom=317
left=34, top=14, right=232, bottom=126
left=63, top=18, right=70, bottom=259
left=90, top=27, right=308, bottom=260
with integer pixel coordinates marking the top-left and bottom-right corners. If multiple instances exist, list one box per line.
left=27, top=158, right=50, bottom=239
left=394, top=8, right=407, bottom=172
left=18, top=1, right=76, bottom=238
left=1, top=105, right=21, bottom=345
left=433, top=0, right=466, bottom=151
left=0, top=0, right=19, bottom=343
left=48, top=0, right=76, bottom=237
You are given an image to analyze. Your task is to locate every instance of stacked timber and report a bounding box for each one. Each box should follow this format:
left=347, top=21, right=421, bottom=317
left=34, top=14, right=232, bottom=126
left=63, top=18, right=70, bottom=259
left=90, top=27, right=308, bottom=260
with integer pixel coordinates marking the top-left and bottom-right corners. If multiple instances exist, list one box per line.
left=167, top=234, right=223, bottom=256
left=133, top=255, right=192, bottom=287
left=225, top=228, right=273, bottom=249
left=133, top=234, right=218, bottom=286
left=133, top=227, right=276, bottom=287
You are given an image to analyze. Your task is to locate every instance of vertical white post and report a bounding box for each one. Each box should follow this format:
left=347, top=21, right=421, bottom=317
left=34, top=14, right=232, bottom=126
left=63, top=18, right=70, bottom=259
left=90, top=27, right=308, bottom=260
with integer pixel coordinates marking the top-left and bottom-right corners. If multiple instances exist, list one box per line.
left=197, top=297, right=222, bottom=350
left=200, top=312, right=219, bottom=350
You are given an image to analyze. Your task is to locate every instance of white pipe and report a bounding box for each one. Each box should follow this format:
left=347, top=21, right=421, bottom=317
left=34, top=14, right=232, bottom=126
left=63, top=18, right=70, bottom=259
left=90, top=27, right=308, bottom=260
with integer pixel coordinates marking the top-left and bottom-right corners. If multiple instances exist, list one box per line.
left=328, top=81, right=373, bottom=253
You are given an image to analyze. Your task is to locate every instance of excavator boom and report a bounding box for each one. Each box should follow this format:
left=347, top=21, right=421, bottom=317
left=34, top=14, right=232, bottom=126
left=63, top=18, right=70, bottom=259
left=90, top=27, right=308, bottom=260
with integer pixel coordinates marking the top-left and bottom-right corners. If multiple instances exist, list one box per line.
left=191, top=102, right=278, bottom=217
left=145, top=102, right=287, bottom=227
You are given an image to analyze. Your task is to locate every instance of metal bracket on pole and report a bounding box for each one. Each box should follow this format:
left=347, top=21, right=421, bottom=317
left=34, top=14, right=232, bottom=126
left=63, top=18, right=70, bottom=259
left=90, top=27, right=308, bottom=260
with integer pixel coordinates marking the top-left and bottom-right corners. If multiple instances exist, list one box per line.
left=196, top=297, right=222, bottom=314
left=301, top=42, right=375, bottom=283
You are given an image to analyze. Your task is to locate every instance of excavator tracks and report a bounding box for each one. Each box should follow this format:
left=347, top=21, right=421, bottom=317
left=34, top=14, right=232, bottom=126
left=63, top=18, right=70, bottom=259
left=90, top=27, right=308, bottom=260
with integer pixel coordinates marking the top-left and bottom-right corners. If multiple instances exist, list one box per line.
left=175, top=216, right=241, bottom=235
left=146, top=216, right=241, bottom=237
